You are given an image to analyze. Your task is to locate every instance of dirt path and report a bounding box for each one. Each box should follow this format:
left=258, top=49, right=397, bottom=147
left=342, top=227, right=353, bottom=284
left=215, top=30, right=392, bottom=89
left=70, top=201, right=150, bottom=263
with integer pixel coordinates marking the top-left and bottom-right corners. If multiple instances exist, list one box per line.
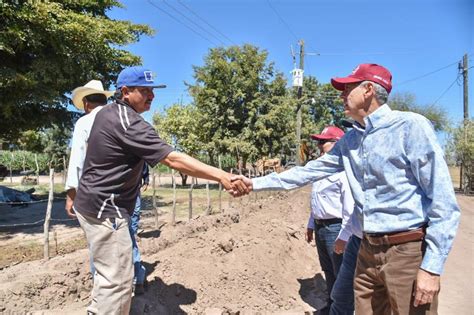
left=0, top=189, right=472, bottom=314
left=438, top=194, right=474, bottom=315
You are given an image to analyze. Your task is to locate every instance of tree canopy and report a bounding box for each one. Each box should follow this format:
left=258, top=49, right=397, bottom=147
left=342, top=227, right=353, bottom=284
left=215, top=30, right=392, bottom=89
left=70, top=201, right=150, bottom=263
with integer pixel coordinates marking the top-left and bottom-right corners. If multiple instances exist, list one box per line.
left=389, top=92, right=449, bottom=132
left=0, top=0, right=153, bottom=142
left=154, top=44, right=344, bottom=167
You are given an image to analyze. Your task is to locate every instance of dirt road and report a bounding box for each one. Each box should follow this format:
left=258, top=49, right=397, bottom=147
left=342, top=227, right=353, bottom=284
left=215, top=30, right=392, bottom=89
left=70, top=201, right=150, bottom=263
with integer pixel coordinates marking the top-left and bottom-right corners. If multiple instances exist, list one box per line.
left=0, top=189, right=471, bottom=314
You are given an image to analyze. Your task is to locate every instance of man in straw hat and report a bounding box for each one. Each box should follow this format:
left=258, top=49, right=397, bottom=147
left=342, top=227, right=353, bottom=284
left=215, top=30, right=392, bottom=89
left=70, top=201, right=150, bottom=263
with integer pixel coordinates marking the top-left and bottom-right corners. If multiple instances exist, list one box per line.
left=65, top=80, right=113, bottom=217
left=72, top=66, right=248, bottom=314
left=232, top=63, right=460, bottom=314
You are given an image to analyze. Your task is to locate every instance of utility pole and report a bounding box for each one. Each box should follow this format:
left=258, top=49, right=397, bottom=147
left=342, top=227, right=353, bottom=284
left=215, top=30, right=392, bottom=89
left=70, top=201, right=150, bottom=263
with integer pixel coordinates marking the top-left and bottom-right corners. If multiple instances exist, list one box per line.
left=459, top=54, right=469, bottom=191
left=296, top=40, right=304, bottom=166
left=462, top=54, right=469, bottom=121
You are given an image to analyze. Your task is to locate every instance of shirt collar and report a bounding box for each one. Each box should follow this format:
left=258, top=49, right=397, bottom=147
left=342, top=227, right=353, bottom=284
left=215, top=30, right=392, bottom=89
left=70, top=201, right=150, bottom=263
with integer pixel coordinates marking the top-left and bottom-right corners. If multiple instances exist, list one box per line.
left=363, top=104, right=392, bottom=131
left=116, top=99, right=137, bottom=112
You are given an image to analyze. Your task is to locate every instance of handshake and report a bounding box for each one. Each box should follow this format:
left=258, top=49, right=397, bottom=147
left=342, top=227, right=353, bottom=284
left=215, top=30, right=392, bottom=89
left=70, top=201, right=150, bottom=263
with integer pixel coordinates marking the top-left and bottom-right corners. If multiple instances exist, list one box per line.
left=221, top=174, right=253, bottom=197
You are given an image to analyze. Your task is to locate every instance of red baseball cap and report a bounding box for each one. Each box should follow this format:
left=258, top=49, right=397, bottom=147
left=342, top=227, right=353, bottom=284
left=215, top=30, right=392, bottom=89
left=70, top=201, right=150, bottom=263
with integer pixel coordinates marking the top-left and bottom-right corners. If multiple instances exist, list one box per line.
left=311, top=126, right=345, bottom=141
left=331, top=63, right=392, bottom=93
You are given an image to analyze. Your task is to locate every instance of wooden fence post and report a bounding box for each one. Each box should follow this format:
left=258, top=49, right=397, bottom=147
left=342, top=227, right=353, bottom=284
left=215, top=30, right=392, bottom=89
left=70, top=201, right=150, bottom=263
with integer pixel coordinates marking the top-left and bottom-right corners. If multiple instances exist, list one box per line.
left=9, top=151, right=13, bottom=183
left=152, top=168, right=159, bottom=230
left=172, top=169, right=176, bottom=225
left=228, top=169, right=233, bottom=208
left=43, top=168, right=54, bottom=259
left=218, top=155, right=222, bottom=213
left=62, top=156, right=67, bottom=184
left=188, top=177, right=194, bottom=221
left=206, top=181, right=211, bottom=215
left=35, top=153, right=39, bottom=185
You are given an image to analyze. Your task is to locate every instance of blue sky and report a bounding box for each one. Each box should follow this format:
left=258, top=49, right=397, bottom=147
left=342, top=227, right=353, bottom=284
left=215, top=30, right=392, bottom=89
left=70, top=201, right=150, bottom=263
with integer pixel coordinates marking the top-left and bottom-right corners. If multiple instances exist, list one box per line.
left=106, top=0, right=473, bottom=125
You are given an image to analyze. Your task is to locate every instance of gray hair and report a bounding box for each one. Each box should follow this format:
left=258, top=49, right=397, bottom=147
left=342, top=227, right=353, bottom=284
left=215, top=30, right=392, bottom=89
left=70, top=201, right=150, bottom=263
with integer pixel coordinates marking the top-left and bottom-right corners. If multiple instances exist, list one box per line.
left=360, top=81, right=389, bottom=105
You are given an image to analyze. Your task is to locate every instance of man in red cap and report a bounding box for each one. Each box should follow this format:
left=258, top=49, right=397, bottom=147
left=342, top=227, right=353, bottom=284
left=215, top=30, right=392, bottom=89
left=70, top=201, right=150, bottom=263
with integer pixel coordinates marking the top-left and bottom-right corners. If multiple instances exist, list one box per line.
left=305, top=126, right=356, bottom=313
left=232, top=63, right=460, bottom=314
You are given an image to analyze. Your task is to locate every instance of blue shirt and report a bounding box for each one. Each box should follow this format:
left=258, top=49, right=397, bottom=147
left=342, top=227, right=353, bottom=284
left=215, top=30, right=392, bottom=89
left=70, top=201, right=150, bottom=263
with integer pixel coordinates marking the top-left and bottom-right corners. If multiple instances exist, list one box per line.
left=253, top=104, right=460, bottom=275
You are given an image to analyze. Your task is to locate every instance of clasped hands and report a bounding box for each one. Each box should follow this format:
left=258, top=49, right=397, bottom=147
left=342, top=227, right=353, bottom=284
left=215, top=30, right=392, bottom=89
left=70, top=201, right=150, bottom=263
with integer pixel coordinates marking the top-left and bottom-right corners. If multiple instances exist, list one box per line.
left=221, top=174, right=253, bottom=197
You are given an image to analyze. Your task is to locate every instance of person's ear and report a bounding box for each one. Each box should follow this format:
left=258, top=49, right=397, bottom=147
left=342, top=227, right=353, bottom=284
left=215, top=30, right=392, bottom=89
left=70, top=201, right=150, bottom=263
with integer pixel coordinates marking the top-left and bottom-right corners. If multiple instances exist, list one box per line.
left=363, top=82, right=375, bottom=98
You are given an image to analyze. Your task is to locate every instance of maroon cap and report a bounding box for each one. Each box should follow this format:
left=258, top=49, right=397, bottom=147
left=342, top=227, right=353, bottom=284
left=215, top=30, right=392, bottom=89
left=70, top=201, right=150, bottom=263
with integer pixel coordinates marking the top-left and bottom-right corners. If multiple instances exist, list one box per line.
left=331, top=63, right=392, bottom=93
left=311, top=126, right=345, bottom=141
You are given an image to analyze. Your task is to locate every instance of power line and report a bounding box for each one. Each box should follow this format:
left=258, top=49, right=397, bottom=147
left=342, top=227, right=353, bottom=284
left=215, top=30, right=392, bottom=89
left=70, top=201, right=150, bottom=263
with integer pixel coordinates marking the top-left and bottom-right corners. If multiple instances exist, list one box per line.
left=162, top=0, right=226, bottom=46
left=266, top=0, right=299, bottom=42
left=147, top=0, right=218, bottom=46
left=431, top=75, right=462, bottom=106
left=176, top=0, right=235, bottom=45
left=396, top=60, right=459, bottom=86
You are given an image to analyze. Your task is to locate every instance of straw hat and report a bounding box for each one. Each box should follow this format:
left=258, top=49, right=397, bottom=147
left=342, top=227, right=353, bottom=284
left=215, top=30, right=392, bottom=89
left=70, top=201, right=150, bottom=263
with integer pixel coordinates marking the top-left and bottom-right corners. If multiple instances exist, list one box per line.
left=71, top=80, right=114, bottom=110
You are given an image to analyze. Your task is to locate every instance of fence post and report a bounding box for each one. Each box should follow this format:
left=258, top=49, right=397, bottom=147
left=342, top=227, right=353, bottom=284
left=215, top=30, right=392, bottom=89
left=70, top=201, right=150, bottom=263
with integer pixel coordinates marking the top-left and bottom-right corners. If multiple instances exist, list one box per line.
left=43, top=168, right=54, bottom=259
left=9, top=151, right=13, bottom=183
left=206, top=181, right=211, bottom=215
left=152, top=168, right=159, bottom=230
left=35, top=153, right=40, bottom=185
left=188, top=177, right=194, bottom=221
left=172, top=169, right=176, bottom=226
left=218, top=155, right=222, bottom=213
left=228, top=168, right=233, bottom=208
left=62, top=156, right=67, bottom=185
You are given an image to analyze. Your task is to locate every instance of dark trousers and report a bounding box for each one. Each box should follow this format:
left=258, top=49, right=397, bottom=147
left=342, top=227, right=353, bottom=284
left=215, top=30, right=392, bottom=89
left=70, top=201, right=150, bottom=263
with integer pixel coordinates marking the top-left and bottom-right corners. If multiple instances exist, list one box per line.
left=314, top=221, right=344, bottom=304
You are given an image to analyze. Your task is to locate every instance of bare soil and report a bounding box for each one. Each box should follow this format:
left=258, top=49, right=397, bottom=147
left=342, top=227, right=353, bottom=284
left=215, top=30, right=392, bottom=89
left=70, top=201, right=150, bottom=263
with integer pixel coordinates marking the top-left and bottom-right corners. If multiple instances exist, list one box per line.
left=0, top=188, right=472, bottom=314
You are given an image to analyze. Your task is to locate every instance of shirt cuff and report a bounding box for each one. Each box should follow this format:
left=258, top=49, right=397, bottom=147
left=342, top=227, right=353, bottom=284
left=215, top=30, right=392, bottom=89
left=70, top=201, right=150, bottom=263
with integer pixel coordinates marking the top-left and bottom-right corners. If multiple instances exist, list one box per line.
left=337, top=228, right=352, bottom=242
left=307, top=218, right=315, bottom=230
left=420, top=250, right=448, bottom=275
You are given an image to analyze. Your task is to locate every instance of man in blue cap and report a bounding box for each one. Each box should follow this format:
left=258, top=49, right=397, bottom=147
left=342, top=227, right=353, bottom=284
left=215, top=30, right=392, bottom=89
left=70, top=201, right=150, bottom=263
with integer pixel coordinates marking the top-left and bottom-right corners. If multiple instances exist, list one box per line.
left=73, top=66, right=248, bottom=315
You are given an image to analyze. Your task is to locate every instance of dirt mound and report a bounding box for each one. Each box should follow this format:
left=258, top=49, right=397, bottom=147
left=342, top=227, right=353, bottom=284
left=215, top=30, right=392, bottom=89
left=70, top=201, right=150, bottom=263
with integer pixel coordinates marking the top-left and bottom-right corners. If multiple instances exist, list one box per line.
left=0, top=188, right=329, bottom=314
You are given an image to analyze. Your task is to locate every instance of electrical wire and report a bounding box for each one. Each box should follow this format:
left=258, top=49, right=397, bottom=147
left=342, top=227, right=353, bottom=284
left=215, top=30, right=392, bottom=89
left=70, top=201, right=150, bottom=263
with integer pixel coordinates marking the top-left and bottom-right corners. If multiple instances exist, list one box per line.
left=176, top=0, right=235, bottom=45
left=162, top=0, right=226, bottom=46
left=396, top=60, right=459, bottom=86
left=266, top=0, right=299, bottom=42
left=431, top=75, right=462, bottom=106
left=147, top=0, right=218, bottom=46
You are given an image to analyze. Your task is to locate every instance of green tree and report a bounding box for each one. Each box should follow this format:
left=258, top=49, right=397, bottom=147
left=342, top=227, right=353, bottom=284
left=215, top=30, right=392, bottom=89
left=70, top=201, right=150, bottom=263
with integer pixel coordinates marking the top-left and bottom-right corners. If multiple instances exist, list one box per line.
left=188, top=44, right=288, bottom=167
left=389, top=92, right=448, bottom=132
left=448, top=119, right=474, bottom=192
left=0, top=0, right=153, bottom=142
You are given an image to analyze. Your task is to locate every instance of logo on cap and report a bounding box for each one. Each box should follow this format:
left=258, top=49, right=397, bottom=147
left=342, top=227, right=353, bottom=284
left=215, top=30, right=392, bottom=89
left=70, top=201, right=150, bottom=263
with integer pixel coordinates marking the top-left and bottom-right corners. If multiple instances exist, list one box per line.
left=144, top=71, right=154, bottom=82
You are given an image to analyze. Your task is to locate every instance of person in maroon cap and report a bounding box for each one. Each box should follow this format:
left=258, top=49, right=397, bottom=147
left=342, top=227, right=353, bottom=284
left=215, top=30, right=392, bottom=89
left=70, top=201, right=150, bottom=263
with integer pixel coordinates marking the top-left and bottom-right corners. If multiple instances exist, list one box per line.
left=232, top=63, right=460, bottom=315
left=305, top=126, right=355, bottom=313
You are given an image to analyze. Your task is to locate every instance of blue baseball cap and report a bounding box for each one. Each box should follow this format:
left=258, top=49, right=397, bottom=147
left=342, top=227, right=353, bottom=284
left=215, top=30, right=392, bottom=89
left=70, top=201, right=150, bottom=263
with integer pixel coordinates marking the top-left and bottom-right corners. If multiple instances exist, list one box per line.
left=116, top=66, right=166, bottom=89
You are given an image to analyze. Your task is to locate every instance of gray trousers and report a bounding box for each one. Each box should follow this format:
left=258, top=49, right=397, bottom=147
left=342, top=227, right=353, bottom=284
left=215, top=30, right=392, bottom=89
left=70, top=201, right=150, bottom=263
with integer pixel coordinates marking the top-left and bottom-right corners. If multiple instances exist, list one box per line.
left=76, top=210, right=133, bottom=315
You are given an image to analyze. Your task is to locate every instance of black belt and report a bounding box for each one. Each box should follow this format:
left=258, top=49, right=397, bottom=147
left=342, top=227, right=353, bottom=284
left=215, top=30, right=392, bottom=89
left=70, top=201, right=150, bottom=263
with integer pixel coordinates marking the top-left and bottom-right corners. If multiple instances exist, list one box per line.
left=314, top=218, right=342, bottom=226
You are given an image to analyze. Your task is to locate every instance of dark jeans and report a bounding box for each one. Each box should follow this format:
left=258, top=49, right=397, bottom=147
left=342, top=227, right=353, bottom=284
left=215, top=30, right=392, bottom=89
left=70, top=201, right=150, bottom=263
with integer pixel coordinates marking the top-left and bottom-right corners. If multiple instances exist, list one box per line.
left=330, top=235, right=361, bottom=315
left=314, top=221, right=344, bottom=304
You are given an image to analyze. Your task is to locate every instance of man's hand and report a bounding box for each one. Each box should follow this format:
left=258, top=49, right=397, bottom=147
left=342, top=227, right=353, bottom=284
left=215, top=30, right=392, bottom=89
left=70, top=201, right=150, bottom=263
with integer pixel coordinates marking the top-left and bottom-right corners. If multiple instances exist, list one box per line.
left=230, top=175, right=253, bottom=197
left=220, top=173, right=249, bottom=196
left=65, top=194, right=76, bottom=218
left=413, top=269, right=440, bottom=307
left=141, top=183, right=149, bottom=192
left=334, top=238, right=347, bottom=254
left=305, top=228, right=314, bottom=243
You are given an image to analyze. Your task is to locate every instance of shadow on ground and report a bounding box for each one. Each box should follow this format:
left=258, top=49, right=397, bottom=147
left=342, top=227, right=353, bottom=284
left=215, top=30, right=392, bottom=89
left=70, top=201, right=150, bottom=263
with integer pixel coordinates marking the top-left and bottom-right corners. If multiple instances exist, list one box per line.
left=298, top=273, right=329, bottom=314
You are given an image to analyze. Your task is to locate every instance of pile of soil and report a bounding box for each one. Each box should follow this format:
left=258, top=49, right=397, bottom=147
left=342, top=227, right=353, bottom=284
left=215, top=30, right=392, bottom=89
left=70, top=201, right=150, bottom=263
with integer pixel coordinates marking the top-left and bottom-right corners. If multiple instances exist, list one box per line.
left=0, top=188, right=329, bottom=314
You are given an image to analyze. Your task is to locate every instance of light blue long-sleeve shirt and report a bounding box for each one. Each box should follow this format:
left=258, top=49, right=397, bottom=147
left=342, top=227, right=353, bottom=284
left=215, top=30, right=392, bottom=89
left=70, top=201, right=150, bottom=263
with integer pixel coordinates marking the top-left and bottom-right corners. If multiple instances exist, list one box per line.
left=253, top=104, right=460, bottom=275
